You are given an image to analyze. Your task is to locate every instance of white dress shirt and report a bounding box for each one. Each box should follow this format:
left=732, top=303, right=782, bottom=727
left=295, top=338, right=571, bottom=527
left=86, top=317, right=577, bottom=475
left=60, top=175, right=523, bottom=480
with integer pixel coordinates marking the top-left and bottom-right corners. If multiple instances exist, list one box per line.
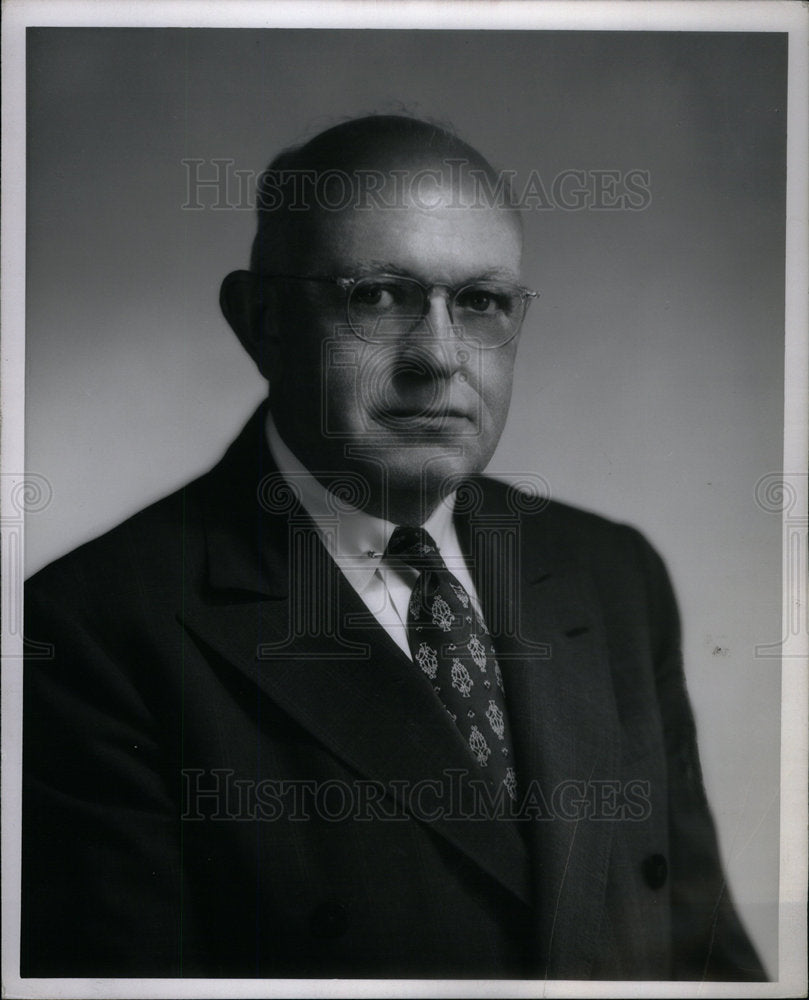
left=265, top=412, right=483, bottom=659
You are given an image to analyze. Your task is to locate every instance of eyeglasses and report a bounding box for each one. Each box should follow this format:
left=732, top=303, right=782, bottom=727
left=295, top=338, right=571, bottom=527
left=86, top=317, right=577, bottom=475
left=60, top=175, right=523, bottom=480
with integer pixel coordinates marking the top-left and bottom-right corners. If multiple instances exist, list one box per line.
left=263, top=272, right=538, bottom=348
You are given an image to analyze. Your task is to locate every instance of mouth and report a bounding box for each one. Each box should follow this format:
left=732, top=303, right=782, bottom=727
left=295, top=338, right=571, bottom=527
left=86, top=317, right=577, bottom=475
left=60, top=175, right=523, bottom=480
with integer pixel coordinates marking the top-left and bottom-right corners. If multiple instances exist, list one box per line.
left=381, top=400, right=471, bottom=416
left=379, top=407, right=473, bottom=422
left=370, top=407, right=477, bottom=438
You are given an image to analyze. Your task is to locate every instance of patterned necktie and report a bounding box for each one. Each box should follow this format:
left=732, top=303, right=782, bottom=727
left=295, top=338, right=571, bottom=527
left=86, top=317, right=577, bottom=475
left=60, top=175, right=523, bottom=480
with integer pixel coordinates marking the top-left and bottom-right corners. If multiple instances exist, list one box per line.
left=386, top=525, right=518, bottom=802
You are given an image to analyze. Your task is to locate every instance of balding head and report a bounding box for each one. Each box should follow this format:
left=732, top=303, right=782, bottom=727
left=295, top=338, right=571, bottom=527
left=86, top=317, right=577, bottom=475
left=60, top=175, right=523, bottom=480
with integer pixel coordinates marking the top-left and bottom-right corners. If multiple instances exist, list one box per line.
left=250, top=114, right=521, bottom=273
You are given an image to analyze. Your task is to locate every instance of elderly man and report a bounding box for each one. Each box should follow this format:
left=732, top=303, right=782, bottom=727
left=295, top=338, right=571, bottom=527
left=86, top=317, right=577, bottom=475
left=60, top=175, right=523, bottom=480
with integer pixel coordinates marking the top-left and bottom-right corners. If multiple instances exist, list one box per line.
left=22, top=115, right=765, bottom=981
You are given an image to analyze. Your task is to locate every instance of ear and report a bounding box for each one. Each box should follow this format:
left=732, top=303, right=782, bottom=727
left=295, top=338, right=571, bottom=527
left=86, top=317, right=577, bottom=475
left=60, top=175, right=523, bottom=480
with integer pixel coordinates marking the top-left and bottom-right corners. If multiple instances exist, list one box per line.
left=220, top=270, right=279, bottom=380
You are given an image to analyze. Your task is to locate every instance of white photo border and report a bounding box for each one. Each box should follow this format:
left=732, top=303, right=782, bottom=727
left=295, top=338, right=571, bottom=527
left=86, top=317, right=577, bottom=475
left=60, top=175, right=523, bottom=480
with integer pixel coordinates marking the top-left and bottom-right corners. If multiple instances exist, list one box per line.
left=2, top=2, right=806, bottom=998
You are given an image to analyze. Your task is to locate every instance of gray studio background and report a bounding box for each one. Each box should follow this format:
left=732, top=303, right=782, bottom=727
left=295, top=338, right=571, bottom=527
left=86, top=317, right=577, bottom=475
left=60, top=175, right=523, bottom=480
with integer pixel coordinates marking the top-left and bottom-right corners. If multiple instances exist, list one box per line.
left=25, top=29, right=784, bottom=975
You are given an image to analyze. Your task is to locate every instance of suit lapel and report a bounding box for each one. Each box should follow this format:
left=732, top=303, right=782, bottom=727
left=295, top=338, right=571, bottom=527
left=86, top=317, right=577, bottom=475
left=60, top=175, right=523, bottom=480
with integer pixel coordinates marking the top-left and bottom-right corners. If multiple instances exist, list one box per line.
left=180, top=419, right=531, bottom=907
left=180, top=570, right=531, bottom=907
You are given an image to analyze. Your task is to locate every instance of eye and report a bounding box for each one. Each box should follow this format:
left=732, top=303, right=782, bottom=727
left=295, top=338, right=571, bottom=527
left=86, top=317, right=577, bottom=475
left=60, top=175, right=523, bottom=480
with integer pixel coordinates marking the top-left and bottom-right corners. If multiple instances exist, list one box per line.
left=456, top=286, right=508, bottom=315
left=352, top=281, right=403, bottom=310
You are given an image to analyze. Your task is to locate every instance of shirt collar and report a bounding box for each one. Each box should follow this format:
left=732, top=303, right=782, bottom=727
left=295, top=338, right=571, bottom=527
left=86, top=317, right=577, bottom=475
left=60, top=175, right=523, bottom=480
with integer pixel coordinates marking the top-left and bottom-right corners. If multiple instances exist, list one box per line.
left=265, top=411, right=457, bottom=591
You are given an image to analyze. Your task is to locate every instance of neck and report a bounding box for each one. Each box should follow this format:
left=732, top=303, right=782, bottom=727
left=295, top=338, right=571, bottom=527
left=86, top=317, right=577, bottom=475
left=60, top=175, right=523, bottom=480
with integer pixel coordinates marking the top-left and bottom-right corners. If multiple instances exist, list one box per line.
left=358, top=484, right=443, bottom=528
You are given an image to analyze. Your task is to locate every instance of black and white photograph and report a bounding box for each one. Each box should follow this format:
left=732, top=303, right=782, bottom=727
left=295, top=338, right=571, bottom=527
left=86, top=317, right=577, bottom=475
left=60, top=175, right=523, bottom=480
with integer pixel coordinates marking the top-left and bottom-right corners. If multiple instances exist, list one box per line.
left=2, top=2, right=806, bottom=997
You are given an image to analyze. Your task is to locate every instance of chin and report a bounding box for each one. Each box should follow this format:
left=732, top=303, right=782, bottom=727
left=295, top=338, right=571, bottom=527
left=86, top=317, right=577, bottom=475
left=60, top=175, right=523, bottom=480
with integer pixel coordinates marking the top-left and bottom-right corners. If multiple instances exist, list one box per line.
left=384, top=445, right=487, bottom=499
left=333, top=433, right=492, bottom=514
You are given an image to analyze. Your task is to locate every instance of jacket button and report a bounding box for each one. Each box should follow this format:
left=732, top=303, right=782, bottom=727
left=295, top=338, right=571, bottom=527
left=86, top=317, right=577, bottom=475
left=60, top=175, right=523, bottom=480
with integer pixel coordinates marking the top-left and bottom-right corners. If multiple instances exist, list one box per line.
left=309, top=900, right=349, bottom=940
left=642, top=853, right=668, bottom=890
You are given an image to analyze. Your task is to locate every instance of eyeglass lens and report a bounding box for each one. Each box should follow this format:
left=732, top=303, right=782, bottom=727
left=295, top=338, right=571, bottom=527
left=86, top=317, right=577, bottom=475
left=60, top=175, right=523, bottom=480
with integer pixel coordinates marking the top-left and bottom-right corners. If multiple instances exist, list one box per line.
left=347, top=276, right=525, bottom=346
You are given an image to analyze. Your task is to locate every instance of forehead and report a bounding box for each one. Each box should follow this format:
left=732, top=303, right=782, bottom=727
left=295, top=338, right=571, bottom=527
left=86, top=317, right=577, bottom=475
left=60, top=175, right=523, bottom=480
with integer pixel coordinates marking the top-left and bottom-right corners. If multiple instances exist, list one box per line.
left=301, top=194, right=522, bottom=285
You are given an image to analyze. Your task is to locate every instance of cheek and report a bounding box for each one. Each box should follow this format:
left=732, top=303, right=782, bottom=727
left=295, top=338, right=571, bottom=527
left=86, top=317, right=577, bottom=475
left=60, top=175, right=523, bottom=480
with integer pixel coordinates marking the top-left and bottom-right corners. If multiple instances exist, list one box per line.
left=479, top=350, right=517, bottom=425
left=324, top=344, right=407, bottom=422
left=318, top=358, right=372, bottom=438
left=276, top=314, right=328, bottom=387
left=324, top=365, right=358, bottom=407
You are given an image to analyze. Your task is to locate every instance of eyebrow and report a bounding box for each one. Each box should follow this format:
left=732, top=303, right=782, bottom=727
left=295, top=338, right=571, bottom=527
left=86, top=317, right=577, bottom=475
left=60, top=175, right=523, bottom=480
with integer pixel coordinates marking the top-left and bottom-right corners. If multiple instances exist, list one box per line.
left=348, top=259, right=408, bottom=275
left=347, top=260, right=520, bottom=283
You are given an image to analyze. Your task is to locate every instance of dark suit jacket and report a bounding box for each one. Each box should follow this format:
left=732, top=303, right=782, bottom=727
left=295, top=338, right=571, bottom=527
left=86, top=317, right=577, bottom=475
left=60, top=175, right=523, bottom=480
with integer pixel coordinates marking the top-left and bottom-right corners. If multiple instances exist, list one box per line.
left=22, top=404, right=765, bottom=980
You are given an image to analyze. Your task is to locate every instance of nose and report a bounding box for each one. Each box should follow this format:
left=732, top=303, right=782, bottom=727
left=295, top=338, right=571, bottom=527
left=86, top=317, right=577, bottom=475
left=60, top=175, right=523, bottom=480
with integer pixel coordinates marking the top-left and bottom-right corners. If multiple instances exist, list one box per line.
left=424, top=287, right=455, bottom=338
left=402, top=287, right=463, bottom=378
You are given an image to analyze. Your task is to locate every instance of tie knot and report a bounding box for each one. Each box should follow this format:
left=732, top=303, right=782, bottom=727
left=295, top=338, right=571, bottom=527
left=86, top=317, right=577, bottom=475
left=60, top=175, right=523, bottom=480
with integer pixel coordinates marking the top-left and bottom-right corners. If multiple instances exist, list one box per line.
left=386, top=526, right=444, bottom=570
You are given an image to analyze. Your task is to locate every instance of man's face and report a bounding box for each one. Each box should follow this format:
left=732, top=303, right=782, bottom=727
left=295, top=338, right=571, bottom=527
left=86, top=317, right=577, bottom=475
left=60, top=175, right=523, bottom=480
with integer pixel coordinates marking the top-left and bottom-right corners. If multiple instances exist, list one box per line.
left=269, top=181, right=524, bottom=518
